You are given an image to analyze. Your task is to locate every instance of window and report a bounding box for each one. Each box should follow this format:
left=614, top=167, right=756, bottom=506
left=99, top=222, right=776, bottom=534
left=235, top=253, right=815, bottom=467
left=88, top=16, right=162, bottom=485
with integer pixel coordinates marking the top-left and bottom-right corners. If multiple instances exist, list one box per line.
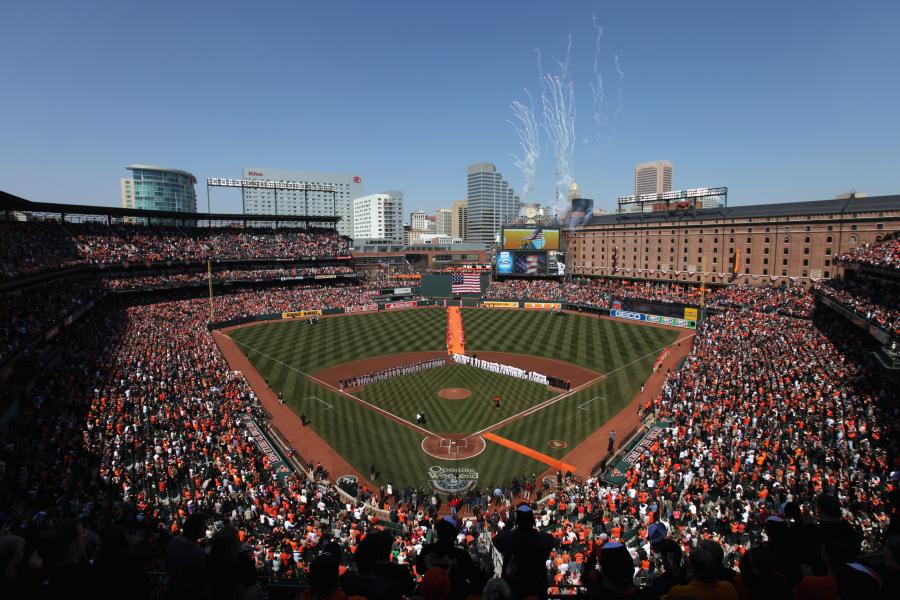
left=747, top=237, right=752, bottom=243
left=849, top=235, right=858, bottom=246
left=784, top=247, right=789, bottom=254
left=783, top=258, right=789, bottom=266
left=763, top=269, right=768, bottom=275
left=803, top=259, right=809, bottom=266
left=826, top=236, right=833, bottom=243
left=804, top=236, right=811, bottom=244
left=805, top=226, right=811, bottom=232
left=851, top=224, right=858, bottom=231
left=784, top=236, right=790, bottom=244
left=763, top=258, right=769, bottom=265
left=877, top=223, right=884, bottom=230
left=824, top=271, right=830, bottom=278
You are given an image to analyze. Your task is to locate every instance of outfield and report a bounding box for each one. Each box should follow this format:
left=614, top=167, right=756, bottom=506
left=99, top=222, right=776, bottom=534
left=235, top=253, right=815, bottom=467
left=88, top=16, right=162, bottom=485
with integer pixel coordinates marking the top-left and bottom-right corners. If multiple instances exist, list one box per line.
left=226, top=307, right=682, bottom=490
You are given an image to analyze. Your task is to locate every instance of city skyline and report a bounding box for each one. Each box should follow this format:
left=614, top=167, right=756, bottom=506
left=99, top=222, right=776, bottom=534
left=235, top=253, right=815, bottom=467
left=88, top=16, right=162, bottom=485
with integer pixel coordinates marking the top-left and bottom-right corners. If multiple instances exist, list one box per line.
left=2, top=1, right=899, bottom=217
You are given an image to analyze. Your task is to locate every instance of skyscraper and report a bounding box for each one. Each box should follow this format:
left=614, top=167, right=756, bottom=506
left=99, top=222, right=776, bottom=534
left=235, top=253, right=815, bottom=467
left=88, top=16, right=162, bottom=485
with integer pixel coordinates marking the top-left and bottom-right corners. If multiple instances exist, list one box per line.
left=466, top=163, right=519, bottom=248
left=451, top=200, right=468, bottom=241
left=634, top=161, right=673, bottom=196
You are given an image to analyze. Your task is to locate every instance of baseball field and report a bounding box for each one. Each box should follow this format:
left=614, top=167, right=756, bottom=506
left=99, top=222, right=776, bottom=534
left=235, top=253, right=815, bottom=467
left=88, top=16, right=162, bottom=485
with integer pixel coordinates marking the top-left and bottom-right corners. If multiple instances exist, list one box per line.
left=223, top=307, right=684, bottom=491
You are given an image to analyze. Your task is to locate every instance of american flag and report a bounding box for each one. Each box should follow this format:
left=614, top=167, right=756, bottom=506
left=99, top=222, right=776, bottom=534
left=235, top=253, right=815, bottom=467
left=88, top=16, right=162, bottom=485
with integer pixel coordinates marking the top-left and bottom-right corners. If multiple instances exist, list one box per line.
left=451, top=273, right=481, bottom=293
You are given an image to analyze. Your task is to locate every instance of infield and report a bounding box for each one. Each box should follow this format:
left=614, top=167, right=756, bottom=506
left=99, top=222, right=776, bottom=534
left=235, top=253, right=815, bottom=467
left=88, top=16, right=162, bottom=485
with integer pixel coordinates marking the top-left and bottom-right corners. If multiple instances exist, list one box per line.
left=224, top=307, right=683, bottom=491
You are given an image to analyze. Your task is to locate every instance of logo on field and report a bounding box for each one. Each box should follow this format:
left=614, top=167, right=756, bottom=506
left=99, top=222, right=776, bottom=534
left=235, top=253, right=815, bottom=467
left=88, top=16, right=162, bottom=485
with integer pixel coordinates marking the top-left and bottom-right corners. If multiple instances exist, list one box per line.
left=428, top=466, right=478, bottom=494
left=548, top=440, right=568, bottom=449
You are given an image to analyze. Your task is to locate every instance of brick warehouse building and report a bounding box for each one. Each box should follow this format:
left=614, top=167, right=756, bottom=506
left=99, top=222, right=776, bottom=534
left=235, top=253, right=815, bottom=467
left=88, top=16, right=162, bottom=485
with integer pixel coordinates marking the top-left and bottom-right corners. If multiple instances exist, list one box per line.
left=566, top=195, right=900, bottom=286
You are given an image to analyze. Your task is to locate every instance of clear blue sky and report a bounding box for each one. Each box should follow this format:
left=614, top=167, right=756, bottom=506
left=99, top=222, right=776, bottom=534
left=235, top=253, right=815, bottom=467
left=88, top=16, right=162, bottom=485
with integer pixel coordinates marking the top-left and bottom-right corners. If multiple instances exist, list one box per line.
left=2, top=0, right=898, bottom=216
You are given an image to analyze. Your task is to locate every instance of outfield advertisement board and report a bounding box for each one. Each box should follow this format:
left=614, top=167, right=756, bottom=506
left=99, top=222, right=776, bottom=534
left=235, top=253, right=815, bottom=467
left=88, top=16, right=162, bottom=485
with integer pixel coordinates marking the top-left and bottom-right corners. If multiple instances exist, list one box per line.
left=497, top=251, right=513, bottom=274
left=524, top=302, right=562, bottom=310
left=345, top=304, right=378, bottom=314
left=384, top=301, right=417, bottom=310
left=282, top=309, right=322, bottom=319
left=610, top=309, right=696, bottom=329
left=482, top=301, right=519, bottom=308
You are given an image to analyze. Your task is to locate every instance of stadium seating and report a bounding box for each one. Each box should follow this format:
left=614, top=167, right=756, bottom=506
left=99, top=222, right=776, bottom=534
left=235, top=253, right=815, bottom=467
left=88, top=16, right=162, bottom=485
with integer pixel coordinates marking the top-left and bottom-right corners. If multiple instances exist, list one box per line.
left=1, top=220, right=898, bottom=598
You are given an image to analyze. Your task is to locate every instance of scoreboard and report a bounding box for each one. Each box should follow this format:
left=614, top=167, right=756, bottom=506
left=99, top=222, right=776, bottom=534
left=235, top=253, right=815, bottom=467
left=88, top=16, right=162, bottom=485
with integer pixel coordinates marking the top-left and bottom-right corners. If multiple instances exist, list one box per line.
left=497, top=228, right=564, bottom=276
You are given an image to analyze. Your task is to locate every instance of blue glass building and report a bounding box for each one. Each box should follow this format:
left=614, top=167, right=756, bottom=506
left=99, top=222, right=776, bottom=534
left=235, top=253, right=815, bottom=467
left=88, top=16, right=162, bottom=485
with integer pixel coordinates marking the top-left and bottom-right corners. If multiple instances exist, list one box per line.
left=121, top=164, right=197, bottom=214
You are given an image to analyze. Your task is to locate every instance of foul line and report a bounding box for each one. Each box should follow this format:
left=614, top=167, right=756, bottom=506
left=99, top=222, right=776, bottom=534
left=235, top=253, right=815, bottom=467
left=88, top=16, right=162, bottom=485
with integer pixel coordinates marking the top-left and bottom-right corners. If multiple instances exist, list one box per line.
left=483, top=432, right=576, bottom=472
left=578, top=396, right=604, bottom=410
left=219, top=332, right=435, bottom=439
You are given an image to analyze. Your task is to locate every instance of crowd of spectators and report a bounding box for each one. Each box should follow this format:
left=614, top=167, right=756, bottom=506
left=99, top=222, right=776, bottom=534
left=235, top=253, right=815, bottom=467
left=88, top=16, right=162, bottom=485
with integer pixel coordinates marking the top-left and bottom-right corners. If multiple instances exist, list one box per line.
left=102, top=265, right=355, bottom=291
left=815, top=277, right=900, bottom=335
left=485, top=278, right=815, bottom=318
left=0, top=220, right=351, bottom=280
left=528, top=308, right=898, bottom=597
left=837, top=232, right=900, bottom=271
left=2, top=258, right=898, bottom=598
left=0, top=278, right=103, bottom=363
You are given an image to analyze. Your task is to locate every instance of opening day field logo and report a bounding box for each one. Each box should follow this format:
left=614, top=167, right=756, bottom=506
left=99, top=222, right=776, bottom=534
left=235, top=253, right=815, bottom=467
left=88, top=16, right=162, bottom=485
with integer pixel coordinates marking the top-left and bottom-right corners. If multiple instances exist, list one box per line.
left=428, top=465, right=478, bottom=493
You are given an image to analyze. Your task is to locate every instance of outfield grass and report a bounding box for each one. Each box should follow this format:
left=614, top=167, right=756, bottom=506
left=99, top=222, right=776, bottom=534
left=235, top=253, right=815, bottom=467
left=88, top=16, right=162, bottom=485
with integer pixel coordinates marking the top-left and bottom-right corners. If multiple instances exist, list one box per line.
left=461, top=308, right=678, bottom=373
left=357, top=364, right=555, bottom=433
left=228, top=307, right=682, bottom=489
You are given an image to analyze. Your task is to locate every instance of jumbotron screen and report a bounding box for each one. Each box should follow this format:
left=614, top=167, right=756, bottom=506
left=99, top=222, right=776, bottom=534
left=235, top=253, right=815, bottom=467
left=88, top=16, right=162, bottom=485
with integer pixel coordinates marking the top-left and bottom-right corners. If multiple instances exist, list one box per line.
left=497, top=250, right=564, bottom=276
left=502, top=227, right=560, bottom=251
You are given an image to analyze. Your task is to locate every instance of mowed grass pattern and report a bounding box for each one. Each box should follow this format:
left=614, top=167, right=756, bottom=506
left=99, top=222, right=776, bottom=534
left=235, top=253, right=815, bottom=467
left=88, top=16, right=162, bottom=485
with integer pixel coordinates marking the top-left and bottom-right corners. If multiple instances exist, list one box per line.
left=357, top=364, right=555, bottom=433
left=229, top=309, right=447, bottom=372
left=461, top=308, right=679, bottom=373
left=227, top=308, right=684, bottom=488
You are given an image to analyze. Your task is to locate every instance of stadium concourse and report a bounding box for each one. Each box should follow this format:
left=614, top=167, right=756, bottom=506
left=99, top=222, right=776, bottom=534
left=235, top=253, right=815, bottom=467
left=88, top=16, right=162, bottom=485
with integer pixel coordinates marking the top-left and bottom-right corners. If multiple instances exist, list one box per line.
left=0, top=218, right=898, bottom=598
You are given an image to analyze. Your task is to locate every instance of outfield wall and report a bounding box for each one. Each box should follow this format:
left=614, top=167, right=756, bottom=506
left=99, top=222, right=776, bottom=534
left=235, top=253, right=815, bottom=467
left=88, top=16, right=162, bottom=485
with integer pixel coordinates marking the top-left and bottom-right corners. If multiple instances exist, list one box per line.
left=207, top=299, right=438, bottom=330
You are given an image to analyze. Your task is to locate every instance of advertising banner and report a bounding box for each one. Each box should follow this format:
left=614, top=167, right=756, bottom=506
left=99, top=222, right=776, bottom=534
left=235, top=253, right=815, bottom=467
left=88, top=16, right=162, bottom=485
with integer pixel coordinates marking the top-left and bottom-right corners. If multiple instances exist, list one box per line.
left=602, top=421, right=671, bottom=485
left=684, top=307, right=698, bottom=321
left=610, top=309, right=647, bottom=322
left=482, top=301, right=520, bottom=308
left=497, top=251, right=513, bottom=274
left=314, top=274, right=337, bottom=280
left=345, top=304, right=378, bottom=314
left=384, top=301, right=417, bottom=310
left=393, top=287, right=412, bottom=295
left=524, top=302, right=562, bottom=310
left=282, top=309, right=322, bottom=319
left=612, top=309, right=697, bottom=329
left=502, top=228, right=560, bottom=251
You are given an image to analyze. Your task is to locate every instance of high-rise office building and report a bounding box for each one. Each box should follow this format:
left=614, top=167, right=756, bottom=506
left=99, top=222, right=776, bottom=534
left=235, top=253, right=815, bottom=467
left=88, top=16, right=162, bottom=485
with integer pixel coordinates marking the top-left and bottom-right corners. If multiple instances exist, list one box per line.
left=451, top=200, right=468, bottom=241
left=410, top=211, right=427, bottom=231
left=634, top=161, right=673, bottom=196
left=241, top=168, right=363, bottom=236
left=435, top=209, right=452, bottom=236
left=353, top=192, right=404, bottom=243
left=121, top=164, right=197, bottom=213
left=466, top=163, right=520, bottom=248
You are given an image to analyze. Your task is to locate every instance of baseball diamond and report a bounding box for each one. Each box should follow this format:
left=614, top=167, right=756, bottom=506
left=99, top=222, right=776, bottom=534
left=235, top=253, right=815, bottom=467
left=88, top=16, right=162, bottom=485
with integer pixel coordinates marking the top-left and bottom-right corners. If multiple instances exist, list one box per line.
left=224, top=307, right=683, bottom=489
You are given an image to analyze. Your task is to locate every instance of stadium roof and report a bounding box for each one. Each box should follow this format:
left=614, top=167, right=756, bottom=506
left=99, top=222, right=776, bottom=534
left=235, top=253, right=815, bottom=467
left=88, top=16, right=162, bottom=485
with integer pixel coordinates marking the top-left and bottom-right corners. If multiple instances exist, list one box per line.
left=126, top=164, right=197, bottom=182
left=582, top=194, right=900, bottom=227
left=0, top=190, right=341, bottom=224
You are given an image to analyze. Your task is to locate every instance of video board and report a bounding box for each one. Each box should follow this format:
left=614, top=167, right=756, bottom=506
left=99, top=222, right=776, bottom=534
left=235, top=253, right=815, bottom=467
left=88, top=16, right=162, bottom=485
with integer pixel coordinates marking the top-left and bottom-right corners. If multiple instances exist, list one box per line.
left=496, top=250, right=564, bottom=276
left=502, top=228, right=560, bottom=251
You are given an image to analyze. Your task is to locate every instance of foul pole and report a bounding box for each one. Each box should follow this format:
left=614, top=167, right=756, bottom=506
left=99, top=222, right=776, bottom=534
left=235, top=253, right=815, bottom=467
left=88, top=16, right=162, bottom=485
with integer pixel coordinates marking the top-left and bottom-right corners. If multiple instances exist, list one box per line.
left=208, top=259, right=214, bottom=322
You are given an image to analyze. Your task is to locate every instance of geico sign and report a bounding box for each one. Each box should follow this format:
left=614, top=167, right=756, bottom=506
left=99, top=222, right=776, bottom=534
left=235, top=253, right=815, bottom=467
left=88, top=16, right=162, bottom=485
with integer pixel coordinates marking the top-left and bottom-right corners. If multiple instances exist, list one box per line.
left=611, top=309, right=645, bottom=321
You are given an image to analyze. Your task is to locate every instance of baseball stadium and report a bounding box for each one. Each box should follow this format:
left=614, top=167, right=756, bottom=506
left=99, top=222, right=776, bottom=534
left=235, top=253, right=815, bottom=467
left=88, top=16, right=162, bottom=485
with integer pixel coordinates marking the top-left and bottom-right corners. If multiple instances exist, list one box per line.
left=1, top=191, right=899, bottom=599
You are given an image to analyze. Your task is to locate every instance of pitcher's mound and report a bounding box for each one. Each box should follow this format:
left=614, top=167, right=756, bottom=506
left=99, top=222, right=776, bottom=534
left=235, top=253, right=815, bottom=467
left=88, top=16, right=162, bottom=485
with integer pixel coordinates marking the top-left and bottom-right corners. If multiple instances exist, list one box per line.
left=438, top=388, right=471, bottom=400
left=422, top=433, right=486, bottom=460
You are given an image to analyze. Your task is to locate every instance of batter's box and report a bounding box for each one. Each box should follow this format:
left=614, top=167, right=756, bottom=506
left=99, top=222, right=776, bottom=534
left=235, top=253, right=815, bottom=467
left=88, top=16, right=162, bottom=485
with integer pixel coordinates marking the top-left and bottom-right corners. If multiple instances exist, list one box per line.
left=439, top=438, right=468, bottom=454
left=305, top=396, right=333, bottom=411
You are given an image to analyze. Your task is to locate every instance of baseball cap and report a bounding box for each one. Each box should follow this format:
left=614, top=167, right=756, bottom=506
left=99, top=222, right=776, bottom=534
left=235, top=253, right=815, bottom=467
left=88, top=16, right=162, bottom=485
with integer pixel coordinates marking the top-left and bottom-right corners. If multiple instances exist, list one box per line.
left=648, top=522, right=668, bottom=544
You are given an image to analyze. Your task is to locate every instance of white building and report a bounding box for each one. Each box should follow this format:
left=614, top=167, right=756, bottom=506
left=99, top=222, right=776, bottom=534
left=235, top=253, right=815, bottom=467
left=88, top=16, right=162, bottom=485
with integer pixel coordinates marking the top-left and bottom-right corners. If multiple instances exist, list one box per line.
left=410, top=211, right=427, bottom=231
left=353, top=192, right=404, bottom=244
left=241, top=167, right=363, bottom=236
